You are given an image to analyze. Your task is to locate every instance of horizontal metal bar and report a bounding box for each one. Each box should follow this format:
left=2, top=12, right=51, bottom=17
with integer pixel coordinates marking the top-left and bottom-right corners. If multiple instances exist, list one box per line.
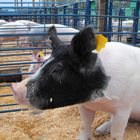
left=0, top=53, right=31, bottom=57
left=0, top=65, right=28, bottom=70
left=0, top=1, right=79, bottom=4
left=0, top=47, right=48, bottom=51
left=0, top=108, right=28, bottom=114
left=0, top=13, right=139, bottom=19
left=0, top=32, right=77, bottom=37
left=0, top=26, right=73, bottom=30
left=0, top=51, right=51, bottom=57
left=0, top=32, right=139, bottom=40
left=0, top=94, right=13, bottom=97
left=0, top=72, right=33, bottom=76
left=1, top=59, right=31, bottom=63
left=0, top=7, right=85, bottom=10
left=0, top=0, right=137, bottom=6
left=0, top=84, right=11, bottom=87
left=0, top=61, right=43, bottom=67
left=0, top=103, right=18, bottom=107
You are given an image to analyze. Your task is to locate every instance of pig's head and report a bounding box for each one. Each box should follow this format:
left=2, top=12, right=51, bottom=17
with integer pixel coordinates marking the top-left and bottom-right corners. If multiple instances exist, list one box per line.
left=26, top=26, right=109, bottom=109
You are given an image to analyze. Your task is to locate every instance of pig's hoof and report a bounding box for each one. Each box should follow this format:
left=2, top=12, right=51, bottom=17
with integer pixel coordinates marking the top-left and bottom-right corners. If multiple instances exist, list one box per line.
left=30, top=110, right=43, bottom=115
left=77, top=137, right=92, bottom=140
left=111, top=135, right=123, bottom=140
left=95, top=120, right=111, bottom=136
left=77, top=132, right=92, bottom=140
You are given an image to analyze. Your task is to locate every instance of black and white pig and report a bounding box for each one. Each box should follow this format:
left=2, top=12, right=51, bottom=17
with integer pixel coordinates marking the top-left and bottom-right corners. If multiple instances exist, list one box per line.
left=27, top=24, right=79, bottom=47
left=13, top=26, right=140, bottom=140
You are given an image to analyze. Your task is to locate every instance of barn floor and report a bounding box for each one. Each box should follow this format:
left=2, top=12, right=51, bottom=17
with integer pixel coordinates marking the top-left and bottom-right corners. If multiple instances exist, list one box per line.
left=0, top=45, right=140, bottom=140
left=0, top=101, right=140, bottom=140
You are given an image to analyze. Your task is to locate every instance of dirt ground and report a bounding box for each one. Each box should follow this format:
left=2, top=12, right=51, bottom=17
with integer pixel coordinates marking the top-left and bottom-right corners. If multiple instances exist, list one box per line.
left=0, top=45, right=140, bottom=140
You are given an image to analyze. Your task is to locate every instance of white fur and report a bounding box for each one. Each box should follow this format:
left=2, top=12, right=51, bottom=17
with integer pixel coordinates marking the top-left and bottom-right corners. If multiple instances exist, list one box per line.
left=79, top=42, right=140, bottom=140
left=100, top=42, right=140, bottom=101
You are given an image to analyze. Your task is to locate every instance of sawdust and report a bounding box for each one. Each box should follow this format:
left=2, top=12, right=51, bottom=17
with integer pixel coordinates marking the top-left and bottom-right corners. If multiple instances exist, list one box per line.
left=0, top=85, right=140, bottom=140
left=0, top=100, right=108, bottom=140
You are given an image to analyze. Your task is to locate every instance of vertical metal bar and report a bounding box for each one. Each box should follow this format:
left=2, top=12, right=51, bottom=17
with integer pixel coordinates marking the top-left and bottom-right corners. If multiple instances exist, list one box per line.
left=33, top=0, right=35, bottom=7
left=63, top=6, right=67, bottom=25
left=50, top=1, right=58, bottom=24
left=104, top=0, right=109, bottom=34
left=73, top=2, right=78, bottom=28
left=54, top=7, right=58, bottom=24
left=21, top=0, right=23, bottom=7
left=117, top=8, right=123, bottom=42
left=108, top=0, right=113, bottom=41
left=95, top=1, right=98, bottom=30
left=132, top=1, right=140, bottom=45
left=85, top=0, right=91, bottom=26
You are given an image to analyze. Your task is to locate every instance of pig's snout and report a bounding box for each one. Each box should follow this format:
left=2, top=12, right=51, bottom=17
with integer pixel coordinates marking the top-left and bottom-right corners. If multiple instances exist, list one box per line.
left=26, top=80, right=49, bottom=110
left=11, top=79, right=30, bottom=105
left=26, top=80, right=37, bottom=98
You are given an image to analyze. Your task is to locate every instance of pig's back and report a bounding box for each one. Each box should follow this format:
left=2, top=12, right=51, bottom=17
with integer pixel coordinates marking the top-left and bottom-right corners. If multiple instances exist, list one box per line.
left=99, top=42, right=140, bottom=76
left=98, top=42, right=140, bottom=100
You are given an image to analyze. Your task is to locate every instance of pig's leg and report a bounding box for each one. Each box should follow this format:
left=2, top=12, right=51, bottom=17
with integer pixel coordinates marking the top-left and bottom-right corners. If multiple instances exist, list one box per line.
left=111, top=106, right=132, bottom=140
left=130, top=103, right=140, bottom=122
left=95, top=119, right=112, bottom=136
left=95, top=109, right=140, bottom=136
left=77, top=105, right=95, bottom=140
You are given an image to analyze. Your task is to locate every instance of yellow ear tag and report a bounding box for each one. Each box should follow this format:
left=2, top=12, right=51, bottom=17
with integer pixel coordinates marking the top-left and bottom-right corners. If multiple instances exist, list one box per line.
left=96, top=34, right=108, bottom=52
left=39, top=51, right=45, bottom=57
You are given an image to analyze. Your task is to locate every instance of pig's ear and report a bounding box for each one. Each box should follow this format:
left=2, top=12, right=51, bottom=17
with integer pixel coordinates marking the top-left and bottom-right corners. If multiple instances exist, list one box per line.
left=71, top=27, right=96, bottom=57
left=48, top=26, right=57, bottom=37
left=48, top=26, right=64, bottom=53
left=11, top=83, right=17, bottom=93
left=31, top=53, right=37, bottom=61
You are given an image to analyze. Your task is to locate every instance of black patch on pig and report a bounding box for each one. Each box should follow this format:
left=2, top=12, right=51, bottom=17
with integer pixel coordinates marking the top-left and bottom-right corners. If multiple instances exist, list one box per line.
left=26, top=27, right=109, bottom=110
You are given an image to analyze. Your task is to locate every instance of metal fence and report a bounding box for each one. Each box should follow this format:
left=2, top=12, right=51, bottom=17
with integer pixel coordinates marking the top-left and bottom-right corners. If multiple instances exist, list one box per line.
left=0, top=0, right=140, bottom=113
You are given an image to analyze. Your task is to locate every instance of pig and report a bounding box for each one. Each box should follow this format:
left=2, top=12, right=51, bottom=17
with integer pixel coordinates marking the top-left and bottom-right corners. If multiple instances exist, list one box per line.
left=27, top=24, right=79, bottom=47
left=15, top=20, right=40, bottom=28
left=12, top=26, right=140, bottom=140
left=28, top=51, right=50, bottom=73
left=15, top=20, right=40, bottom=34
left=112, top=20, right=134, bottom=33
left=0, top=22, right=29, bottom=47
left=0, top=20, right=7, bottom=25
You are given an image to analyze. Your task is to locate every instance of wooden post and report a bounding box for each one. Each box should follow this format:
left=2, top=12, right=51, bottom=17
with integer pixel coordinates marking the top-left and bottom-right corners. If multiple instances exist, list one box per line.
left=99, top=0, right=106, bottom=32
